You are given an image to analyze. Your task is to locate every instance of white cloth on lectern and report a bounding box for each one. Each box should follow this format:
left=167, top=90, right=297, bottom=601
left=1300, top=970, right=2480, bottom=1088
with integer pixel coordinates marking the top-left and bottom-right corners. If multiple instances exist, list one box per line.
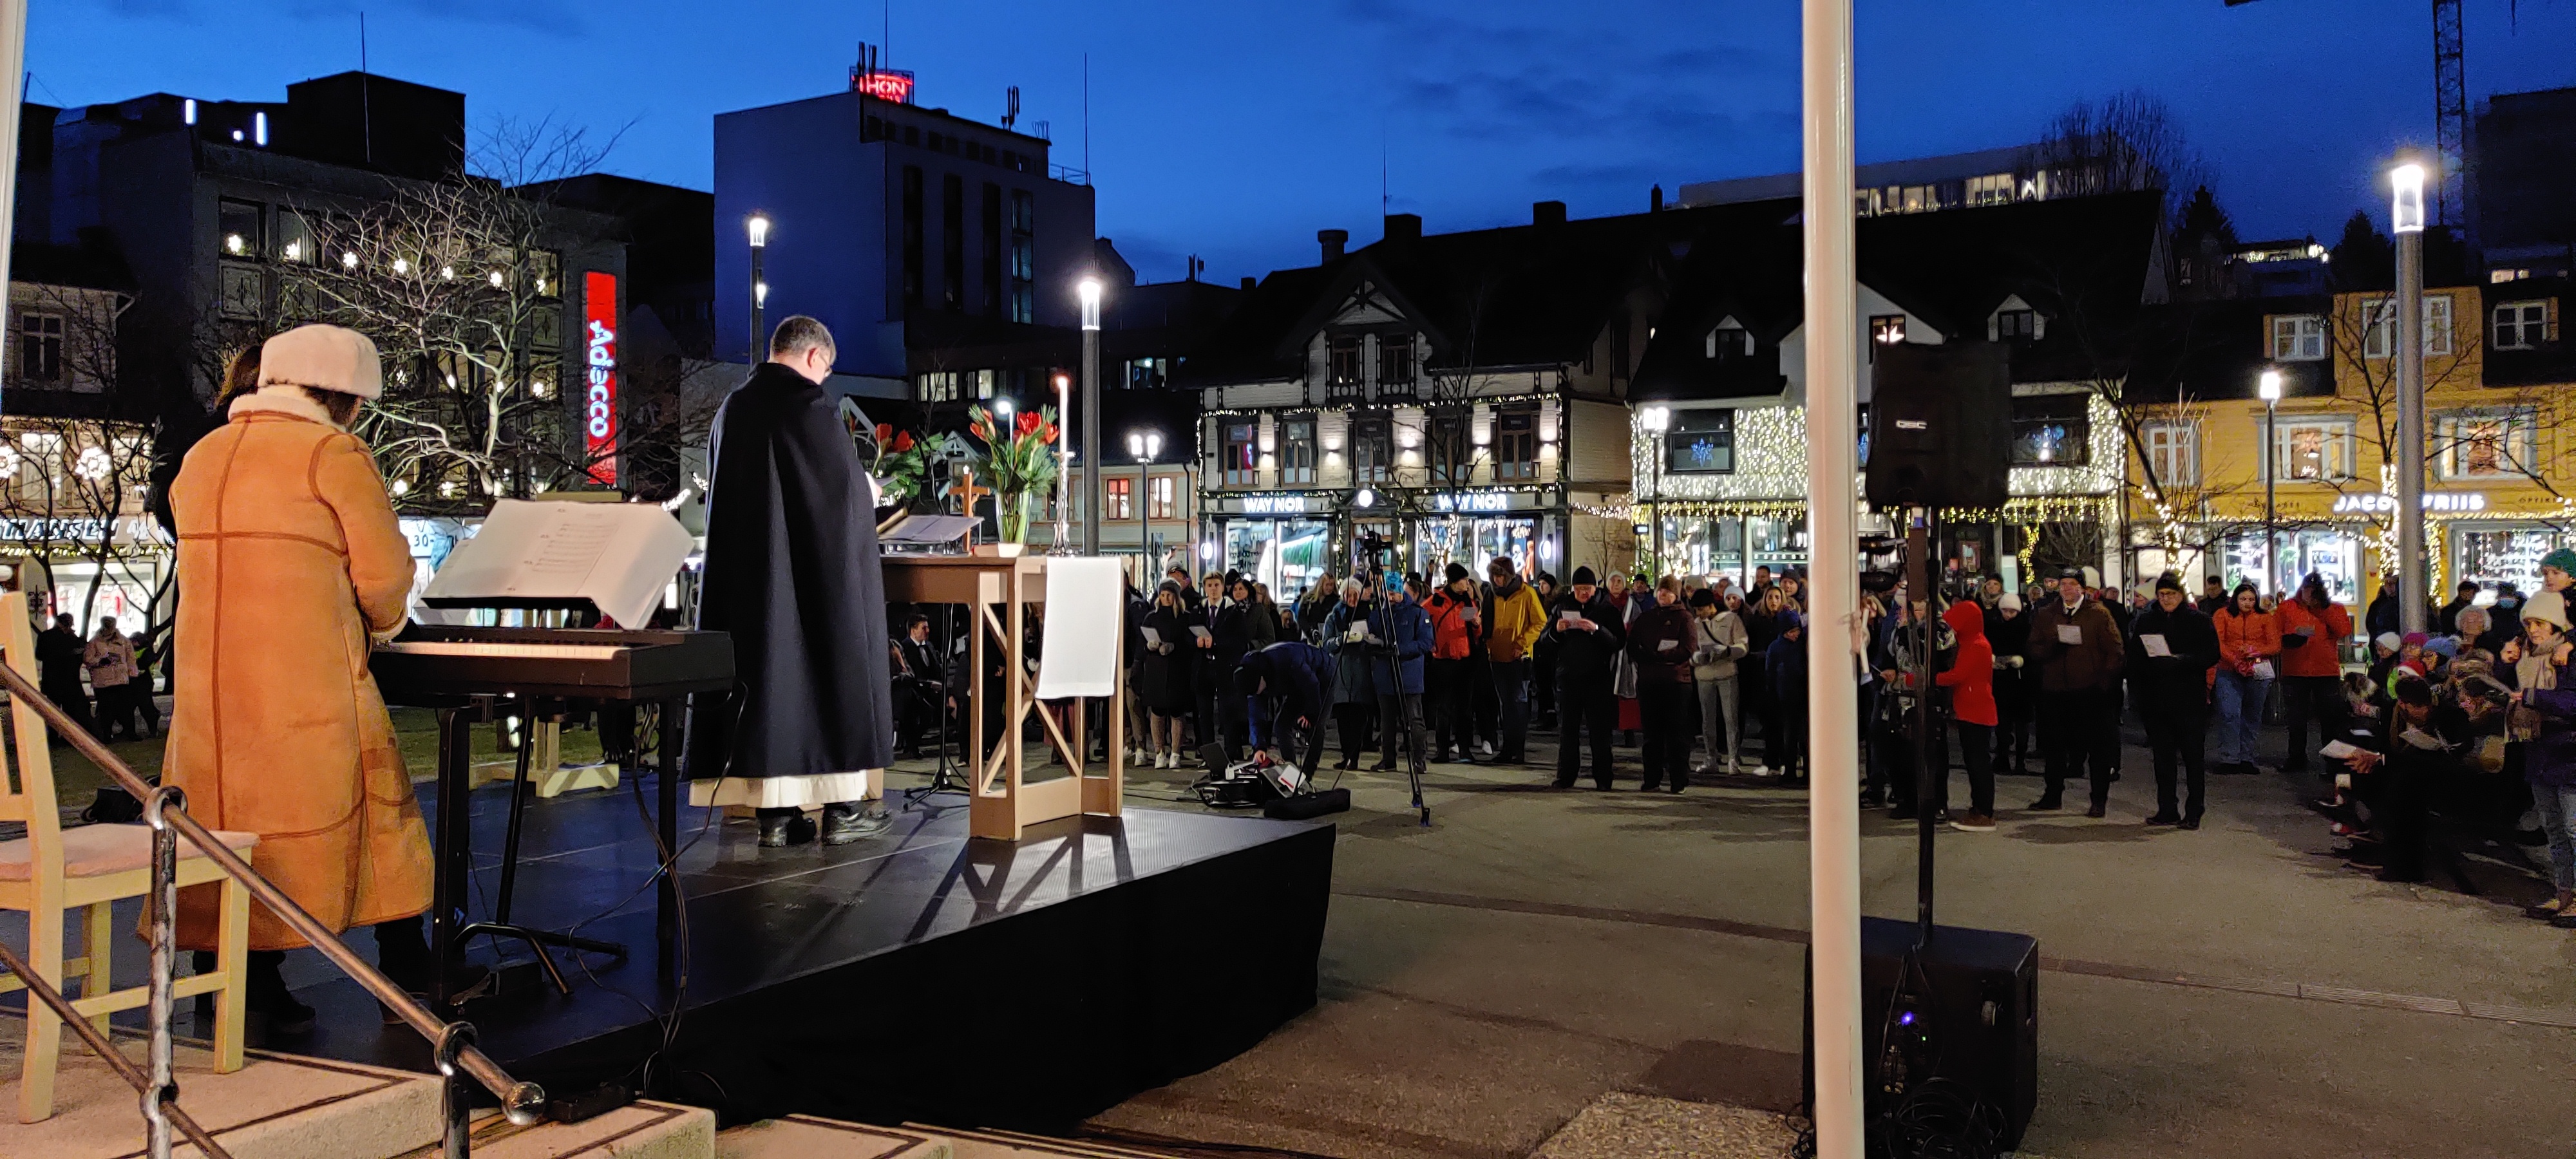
left=1034, top=556, right=1124, bottom=699
left=687, top=770, right=877, bottom=809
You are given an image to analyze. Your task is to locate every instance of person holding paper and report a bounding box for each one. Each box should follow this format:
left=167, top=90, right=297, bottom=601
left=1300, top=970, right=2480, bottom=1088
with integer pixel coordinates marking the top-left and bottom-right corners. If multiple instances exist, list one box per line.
left=687, top=316, right=896, bottom=847
left=1482, top=556, right=1546, bottom=764
left=1627, top=578, right=1700, bottom=793
left=1137, top=582, right=1200, bottom=769
left=164, top=325, right=440, bottom=1034
left=2024, top=568, right=2125, bottom=816
left=1321, top=578, right=1381, bottom=771
left=1542, top=567, right=1627, bottom=789
left=1985, top=594, right=2033, bottom=778
left=2210, top=582, right=2282, bottom=777
left=2126, top=576, right=2220, bottom=828
left=2275, top=573, right=2354, bottom=777
left=1424, top=565, right=1482, bottom=764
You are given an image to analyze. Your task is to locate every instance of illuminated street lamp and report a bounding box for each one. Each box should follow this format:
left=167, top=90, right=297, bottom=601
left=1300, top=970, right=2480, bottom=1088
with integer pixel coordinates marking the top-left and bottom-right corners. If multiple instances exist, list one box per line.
left=2260, top=368, right=2282, bottom=594
left=746, top=212, right=771, bottom=360
left=2390, top=161, right=2429, bottom=634
left=1079, top=276, right=1106, bottom=554
left=1640, top=406, right=1672, bottom=574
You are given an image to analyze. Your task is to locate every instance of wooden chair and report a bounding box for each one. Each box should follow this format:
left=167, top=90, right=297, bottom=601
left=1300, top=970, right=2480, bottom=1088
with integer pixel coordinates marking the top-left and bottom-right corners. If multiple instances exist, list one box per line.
left=0, top=592, right=256, bottom=1123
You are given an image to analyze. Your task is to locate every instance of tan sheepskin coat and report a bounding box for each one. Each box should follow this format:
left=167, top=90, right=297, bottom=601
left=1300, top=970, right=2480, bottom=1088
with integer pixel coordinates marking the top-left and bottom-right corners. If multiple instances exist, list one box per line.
left=164, top=391, right=432, bottom=950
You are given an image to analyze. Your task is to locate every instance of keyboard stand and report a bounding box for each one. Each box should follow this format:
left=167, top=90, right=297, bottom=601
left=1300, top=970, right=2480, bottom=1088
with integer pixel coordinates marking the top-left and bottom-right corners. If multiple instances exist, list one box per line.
left=458, top=704, right=627, bottom=995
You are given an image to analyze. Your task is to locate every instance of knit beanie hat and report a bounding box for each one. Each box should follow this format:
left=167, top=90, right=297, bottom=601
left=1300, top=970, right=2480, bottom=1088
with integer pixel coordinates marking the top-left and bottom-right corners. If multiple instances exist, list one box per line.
left=1689, top=589, right=1717, bottom=608
left=2525, top=589, right=2571, bottom=631
left=2544, top=548, right=2576, bottom=575
left=1571, top=565, right=1598, bottom=587
left=1996, top=594, right=2021, bottom=612
left=1445, top=561, right=1470, bottom=584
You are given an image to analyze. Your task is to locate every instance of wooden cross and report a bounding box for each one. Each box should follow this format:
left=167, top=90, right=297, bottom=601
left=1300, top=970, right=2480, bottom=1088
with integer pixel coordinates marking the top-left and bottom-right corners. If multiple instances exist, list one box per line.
left=954, top=466, right=992, bottom=518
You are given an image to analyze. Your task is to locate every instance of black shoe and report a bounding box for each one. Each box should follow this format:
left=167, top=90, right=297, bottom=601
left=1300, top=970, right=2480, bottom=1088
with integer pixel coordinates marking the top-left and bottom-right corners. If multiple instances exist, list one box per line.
left=821, top=803, right=895, bottom=845
left=1551, top=779, right=1576, bottom=789
left=1666, top=784, right=1685, bottom=795
left=2178, top=816, right=2201, bottom=831
left=2145, top=812, right=2181, bottom=826
left=1889, top=806, right=1917, bottom=821
left=2027, top=795, right=2063, bottom=811
left=1335, top=757, right=1361, bottom=771
left=2085, top=802, right=2108, bottom=819
left=1858, top=791, right=1885, bottom=809
left=1368, top=760, right=1396, bottom=773
left=2552, top=912, right=2576, bottom=929
left=757, top=813, right=818, bottom=847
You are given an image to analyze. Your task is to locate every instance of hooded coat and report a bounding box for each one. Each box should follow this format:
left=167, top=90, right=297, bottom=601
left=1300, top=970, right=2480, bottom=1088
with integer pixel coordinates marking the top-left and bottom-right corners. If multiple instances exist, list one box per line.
left=166, top=387, right=432, bottom=950
left=1323, top=599, right=1379, bottom=705
left=1935, top=601, right=1998, bottom=726
left=687, top=362, right=895, bottom=786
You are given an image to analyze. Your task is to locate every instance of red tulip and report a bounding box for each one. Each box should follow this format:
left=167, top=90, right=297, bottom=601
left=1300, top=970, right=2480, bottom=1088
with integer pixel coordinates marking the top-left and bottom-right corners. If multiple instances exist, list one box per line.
left=892, top=431, right=916, bottom=452
left=1037, top=424, right=1058, bottom=444
left=875, top=422, right=893, bottom=443
left=1016, top=410, right=1043, bottom=438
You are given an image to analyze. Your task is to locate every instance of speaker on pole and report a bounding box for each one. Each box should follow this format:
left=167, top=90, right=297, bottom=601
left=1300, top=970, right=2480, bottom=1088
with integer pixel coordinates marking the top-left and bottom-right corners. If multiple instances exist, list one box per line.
left=1865, top=341, right=2011, bottom=511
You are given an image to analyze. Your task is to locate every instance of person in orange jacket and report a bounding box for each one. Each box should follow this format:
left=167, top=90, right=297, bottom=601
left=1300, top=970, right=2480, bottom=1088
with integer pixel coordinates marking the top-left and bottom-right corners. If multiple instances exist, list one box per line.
left=2210, top=581, right=2282, bottom=776
left=1937, top=599, right=2000, bottom=831
left=1425, top=563, right=1483, bottom=762
left=2275, top=572, right=2354, bottom=775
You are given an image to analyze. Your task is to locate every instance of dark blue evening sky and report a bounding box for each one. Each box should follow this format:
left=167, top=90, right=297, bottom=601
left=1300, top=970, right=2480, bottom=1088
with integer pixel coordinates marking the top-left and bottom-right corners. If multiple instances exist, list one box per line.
left=29, top=1, right=2576, bottom=284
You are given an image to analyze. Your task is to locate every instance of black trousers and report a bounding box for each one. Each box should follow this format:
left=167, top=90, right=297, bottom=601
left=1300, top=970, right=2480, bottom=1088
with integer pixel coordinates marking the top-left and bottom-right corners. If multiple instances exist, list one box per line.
left=1469, top=655, right=1501, bottom=748
left=2143, top=702, right=2208, bottom=820
left=2039, top=688, right=2119, bottom=805
left=1378, top=691, right=1428, bottom=771
left=1428, top=657, right=1474, bottom=758
left=1274, top=706, right=1332, bottom=779
left=1955, top=721, right=1994, bottom=816
left=1334, top=702, right=1374, bottom=763
left=1637, top=681, right=1696, bottom=790
left=1555, top=681, right=1617, bottom=787
left=2281, top=675, right=2346, bottom=773
left=1774, top=694, right=1808, bottom=782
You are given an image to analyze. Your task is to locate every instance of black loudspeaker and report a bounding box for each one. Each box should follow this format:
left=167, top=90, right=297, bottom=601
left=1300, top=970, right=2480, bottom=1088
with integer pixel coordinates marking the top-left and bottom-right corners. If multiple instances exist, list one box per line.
left=1804, top=917, right=2040, bottom=1151
left=1865, top=341, right=2011, bottom=511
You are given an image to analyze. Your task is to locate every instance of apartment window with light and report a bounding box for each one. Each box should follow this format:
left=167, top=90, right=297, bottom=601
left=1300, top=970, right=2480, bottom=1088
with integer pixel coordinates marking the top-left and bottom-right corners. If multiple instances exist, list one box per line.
left=2271, top=314, right=2327, bottom=361
left=17, top=312, right=63, bottom=383
left=1663, top=408, right=1736, bottom=475
left=2493, top=300, right=2550, bottom=350
left=2274, top=416, right=2357, bottom=482
left=1280, top=417, right=1318, bottom=484
left=2362, top=296, right=2454, bottom=358
left=1966, top=173, right=2016, bottom=205
left=2141, top=420, right=2198, bottom=487
left=1223, top=422, right=1258, bottom=485
left=917, top=371, right=959, bottom=402
left=1150, top=474, right=1176, bottom=519
left=1351, top=416, right=1392, bottom=483
left=2438, top=409, right=2537, bottom=480
left=1009, top=189, right=1035, bottom=323
left=1869, top=314, right=1906, bottom=359
left=218, top=198, right=263, bottom=259
left=2009, top=395, right=2090, bottom=466
left=527, top=250, right=562, bottom=299
left=1126, top=357, right=1168, bottom=390
left=1493, top=411, right=1538, bottom=480
left=275, top=210, right=312, bottom=263
left=1104, top=476, right=1132, bottom=520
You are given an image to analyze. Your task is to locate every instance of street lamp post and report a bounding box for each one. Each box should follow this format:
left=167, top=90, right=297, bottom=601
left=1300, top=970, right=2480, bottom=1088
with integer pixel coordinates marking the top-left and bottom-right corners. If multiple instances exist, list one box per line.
left=2391, top=161, right=2429, bottom=635
left=1129, top=430, right=1161, bottom=569
left=746, top=213, right=770, bottom=359
left=2260, top=369, right=2282, bottom=597
left=1079, top=277, right=1104, bottom=555
left=1640, top=406, right=1671, bottom=576
left=1052, top=372, right=1074, bottom=554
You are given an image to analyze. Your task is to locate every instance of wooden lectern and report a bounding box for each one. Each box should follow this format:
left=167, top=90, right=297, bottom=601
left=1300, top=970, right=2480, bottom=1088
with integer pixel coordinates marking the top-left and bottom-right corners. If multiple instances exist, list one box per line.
left=880, top=555, right=1124, bottom=840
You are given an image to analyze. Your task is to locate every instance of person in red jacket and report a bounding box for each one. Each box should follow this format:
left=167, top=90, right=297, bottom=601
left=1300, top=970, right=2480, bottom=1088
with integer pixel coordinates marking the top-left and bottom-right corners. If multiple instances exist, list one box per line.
left=2275, top=572, right=2354, bottom=775
left=1424, top=563, right=1483, bottom=762
left=1937, top=599, right=2000, bottom=831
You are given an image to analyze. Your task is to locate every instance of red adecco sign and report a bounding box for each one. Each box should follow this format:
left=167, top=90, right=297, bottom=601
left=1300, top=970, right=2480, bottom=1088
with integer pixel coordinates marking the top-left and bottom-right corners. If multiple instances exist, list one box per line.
left=583, top=270, right=618, bottom=485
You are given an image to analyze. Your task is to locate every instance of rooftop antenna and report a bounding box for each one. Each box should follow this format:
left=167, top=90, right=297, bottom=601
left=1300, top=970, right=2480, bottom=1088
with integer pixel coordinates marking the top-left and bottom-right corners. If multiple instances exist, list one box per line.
left=1003, top=85, right=1019, bottom=130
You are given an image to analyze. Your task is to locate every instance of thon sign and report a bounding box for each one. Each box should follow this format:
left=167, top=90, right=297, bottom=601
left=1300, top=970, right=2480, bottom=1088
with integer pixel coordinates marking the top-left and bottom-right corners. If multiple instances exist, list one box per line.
left=583, top=270, right=618, bottom=485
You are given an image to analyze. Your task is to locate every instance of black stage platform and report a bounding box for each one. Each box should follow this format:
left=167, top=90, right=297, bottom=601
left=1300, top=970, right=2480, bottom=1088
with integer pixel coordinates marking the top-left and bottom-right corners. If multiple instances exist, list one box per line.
left=282, top=775, right=1335, bottom=1127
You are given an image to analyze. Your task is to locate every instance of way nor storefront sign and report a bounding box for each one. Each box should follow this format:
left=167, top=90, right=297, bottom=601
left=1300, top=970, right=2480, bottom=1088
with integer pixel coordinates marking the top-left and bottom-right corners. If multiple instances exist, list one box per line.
left=1242, top=494, right=1315, bottom=514
left=1431, top=491, right=1517, bottom=513
left=2331, top=491, right=2489, bottom=514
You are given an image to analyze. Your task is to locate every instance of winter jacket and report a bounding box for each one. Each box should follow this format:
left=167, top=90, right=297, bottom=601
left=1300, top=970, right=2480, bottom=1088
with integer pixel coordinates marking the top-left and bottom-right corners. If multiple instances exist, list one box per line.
left=1425, top=589, right=1480, bottom=661
left=2517, top=657, right=2576, bottom=788
left=84, top=630, right=136, bottom=688
left=2025, top=594, right=2124, bottom=694
left=1985, top=607, right=2032, bottom=712
left=1208, top=597, right=1275, bottom=680
left=1626, top=603, right=1698, bottom=685
left=1137, top=605, right=1201, bottom=714
left=1364, top=592, right=1436, bottom=695
left=2123, top=600, right=2221, bottom=711
left=1765, top=612, right=1810, bottom=701
left=1935, top=601, right=1997, bottom=726
left=1542, top=590, right=1628, bottom=682
left=2275, top=599, right=2353, bottom=679
left=1323, top=600, right=1379, bottom=705
left=1484, top=576, right=1546, bottom=663
left=1239, top=641, right=1336, bottom=730
left=1690, top=610, right=1752, bottom=682
left=2212, top=605, right=2281, bottom=676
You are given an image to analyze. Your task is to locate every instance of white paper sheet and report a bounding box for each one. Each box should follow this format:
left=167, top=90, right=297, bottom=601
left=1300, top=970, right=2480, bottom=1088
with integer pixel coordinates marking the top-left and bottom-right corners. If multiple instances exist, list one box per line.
left=419, top=499, right=694, bottom=629
left=2139, top=633, right=2171, bottom=658
left=2056, top=624, right=2082, bottom=645
left=1035, top=556, right=1124, bottom=699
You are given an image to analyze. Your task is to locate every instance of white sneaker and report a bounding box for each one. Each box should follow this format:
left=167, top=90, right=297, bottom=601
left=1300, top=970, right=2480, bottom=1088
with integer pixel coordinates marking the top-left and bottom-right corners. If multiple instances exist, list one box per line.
left=1477, top=741, right=1497, bottom=757
left=1156, top=752, right=1173, bottom=770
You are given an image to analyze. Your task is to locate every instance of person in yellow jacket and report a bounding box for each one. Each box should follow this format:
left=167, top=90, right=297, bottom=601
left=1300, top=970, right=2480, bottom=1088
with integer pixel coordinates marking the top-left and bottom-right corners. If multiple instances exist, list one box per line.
left=164, top=325, right=439, bottom=1039
left=1482, top=556, right=1546, bottom=763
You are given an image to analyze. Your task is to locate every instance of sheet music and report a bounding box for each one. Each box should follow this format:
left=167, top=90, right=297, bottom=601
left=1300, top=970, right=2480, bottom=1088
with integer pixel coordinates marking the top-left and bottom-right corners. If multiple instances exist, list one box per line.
left=421, top=500, right=696, bottom=629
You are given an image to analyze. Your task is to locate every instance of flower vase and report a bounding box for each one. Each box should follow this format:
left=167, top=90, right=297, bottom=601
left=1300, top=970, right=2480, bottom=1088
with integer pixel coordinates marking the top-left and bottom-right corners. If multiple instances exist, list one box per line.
left=978, top=489, right=1032, bottom=557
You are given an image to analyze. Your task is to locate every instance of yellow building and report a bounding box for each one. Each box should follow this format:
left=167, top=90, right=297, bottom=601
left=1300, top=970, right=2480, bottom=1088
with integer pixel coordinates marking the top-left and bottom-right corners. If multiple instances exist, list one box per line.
left=2125, top=276, right=2573, bottom=608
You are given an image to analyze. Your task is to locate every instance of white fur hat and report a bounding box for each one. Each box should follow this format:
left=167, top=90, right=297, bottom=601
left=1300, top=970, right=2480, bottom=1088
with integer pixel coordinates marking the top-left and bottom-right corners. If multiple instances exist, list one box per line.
left=258, top=325, right=383, bottom=400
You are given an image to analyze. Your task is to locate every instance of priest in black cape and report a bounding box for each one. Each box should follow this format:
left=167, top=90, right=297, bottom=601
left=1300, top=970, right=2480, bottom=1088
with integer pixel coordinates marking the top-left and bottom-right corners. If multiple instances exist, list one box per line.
left=687, top=316, right=897, bottom=847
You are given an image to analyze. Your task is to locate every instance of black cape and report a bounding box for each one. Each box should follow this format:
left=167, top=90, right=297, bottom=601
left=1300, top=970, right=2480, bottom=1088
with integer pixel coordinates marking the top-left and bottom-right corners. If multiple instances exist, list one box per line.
left=686, top=363, right=895, bottom=781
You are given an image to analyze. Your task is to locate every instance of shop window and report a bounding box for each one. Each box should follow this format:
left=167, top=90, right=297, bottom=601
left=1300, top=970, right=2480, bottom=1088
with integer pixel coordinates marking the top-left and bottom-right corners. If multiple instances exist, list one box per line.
left=2270, top=314, right=2326, bottom=361
left=1222, top=422, right=1258, bottom=485
left=1493, top=411, right=1537, bottom=480
left=2437, top=409, right=2537, bottom=480
left=1150, top=474, right=1176, bottom=519
left=1279, top=417, right=1318, bottom=484
left=1663, top=408, right=1736, bottom=475
left=2009, top=395, right=2089, bottom=467
left=2141, top=420, right=2197, bottom=487
left=1350, top=416, right=1392, bottom=484
left=218, top=198, right=263, bottom=259
left=1104, top=476, right=1132, bottom=520
left=2493, top=300, right=2550, bottom=350
left=17, top=312, right=62, bottom=383
left=2274, top=416, right=2357, bottom=482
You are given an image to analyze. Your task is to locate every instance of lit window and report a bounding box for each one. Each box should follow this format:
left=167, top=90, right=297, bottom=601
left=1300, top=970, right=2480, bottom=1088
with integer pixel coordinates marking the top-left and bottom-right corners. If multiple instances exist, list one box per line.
left=2493, top=300, right=2550, bottom=350
left=1104, top=476, right=1132, bottom=521
left=1223, top=422, right=1258, bottom=485
left=2141, top=420, right=2197, bottom=487
left=218, top=198, right=263, bottom=259
left=2010, top=395, right=2090, bottom=467
left=2361, top=296, right=2453, bottom=359
left=2438, top=409, right=2537, bottom=480
left=2274, top=416, right=2357, bottom=482
left=1328, top=335, right=1363, bottom=397
left=916, top=371, right=959, bottom=402
left=1280, top=417, right=1318, bottom=484
left=1662, top=408, right=1735, bottom=475
left=1869, top=314, right=1906, bottom=361
left=1150, top=474, right=1176, bottom=519
left=2270, top=314, right=2327, bottom=361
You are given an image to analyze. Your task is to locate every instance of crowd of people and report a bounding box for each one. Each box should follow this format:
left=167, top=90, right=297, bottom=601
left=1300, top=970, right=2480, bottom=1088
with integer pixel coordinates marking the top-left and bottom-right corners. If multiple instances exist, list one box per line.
left=32, top=610, right=164, bottom=744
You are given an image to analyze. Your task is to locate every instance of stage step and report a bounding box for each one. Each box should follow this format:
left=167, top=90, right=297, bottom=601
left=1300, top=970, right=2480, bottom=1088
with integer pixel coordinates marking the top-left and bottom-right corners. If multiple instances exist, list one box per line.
left=715, top=1115, right=949, bottom=1158
left=0, top=1014, right=444, bottom=1159
left=394, top=1100, right=715, bottom=1159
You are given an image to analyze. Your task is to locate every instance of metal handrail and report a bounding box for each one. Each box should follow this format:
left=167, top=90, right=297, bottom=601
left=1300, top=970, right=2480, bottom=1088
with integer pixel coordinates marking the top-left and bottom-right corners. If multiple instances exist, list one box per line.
left=0, top=662, right=545, bottom=1157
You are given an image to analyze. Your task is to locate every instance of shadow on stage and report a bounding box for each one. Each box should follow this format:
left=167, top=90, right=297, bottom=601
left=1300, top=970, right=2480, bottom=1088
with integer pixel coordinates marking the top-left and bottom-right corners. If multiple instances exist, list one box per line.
left=283, top=776, right=1335, bottom=1129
